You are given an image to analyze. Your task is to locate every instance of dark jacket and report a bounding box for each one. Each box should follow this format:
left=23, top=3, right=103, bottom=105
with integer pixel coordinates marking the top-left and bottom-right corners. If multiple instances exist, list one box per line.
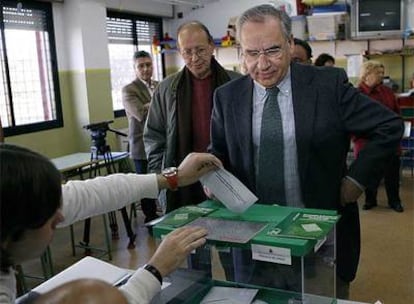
left=209, top=63, right=403, bottom=281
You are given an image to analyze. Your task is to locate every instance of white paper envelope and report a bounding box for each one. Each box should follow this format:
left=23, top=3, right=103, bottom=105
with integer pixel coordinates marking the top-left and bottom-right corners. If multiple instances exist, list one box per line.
left=200, top=167, right=258, bottom=213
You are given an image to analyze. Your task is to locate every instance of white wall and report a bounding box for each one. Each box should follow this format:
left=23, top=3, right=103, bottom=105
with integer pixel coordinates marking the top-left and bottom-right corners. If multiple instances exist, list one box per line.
left=164, top=0, right=299, bottom=39
left=407, top=0, right=414, bottom=32
left=52, top=1, right=110, bottom=71
left=57, top=0, right=89, bottom=71
left=105, top=0, right=173, bottom=17
left=52, top=2, right=69, bottom=71
left=81, top=1, right=110, bottom=69
left=164, top=0, right=414, bottom=40
left=53, top=0, right=173, bottom=71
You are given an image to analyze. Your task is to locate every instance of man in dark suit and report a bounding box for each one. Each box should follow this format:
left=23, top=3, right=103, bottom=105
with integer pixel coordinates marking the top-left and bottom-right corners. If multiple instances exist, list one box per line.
left=209, top=4, right=403, bottom=299
left=122, top=50, right=159, bottom=226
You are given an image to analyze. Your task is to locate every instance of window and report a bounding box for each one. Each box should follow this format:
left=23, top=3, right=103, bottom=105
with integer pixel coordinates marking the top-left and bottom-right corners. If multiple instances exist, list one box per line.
left=106, top=11, right=163, bottom=117
left=0, top=0, right=62, bottom=136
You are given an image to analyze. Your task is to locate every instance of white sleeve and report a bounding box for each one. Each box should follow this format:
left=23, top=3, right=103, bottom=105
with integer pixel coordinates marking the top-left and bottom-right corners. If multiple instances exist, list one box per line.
left=119, top=268, right=161, bottom=304
left=58, top=173, right=159, bottom=227
left=0, top=270, right=16, bottom=304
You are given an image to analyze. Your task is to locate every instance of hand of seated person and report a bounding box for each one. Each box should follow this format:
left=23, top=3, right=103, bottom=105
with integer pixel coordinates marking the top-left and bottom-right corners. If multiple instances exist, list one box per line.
left=146, top=226, right=208, bottom=277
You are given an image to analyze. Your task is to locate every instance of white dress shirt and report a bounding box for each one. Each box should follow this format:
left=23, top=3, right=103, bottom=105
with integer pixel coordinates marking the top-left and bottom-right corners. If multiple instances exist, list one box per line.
left=252, top=68, right=303, bottom=207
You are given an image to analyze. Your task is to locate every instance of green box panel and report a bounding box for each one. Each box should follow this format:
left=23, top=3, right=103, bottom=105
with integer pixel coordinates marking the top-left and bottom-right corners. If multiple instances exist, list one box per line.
left=153, top=202, right=339, bottom=257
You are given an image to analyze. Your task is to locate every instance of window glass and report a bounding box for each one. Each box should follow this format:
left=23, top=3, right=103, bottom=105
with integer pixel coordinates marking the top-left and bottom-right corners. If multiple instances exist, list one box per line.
left=0, top=1, right=62, bottom=136
left=106, top=12, right=163, bottom=114
left=108, top=43, right=136, bottom=112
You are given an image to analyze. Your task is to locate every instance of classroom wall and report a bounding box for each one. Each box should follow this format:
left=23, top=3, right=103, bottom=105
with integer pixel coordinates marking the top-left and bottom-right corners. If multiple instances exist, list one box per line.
left=105, top=0, right=172, bottom=17
left=165, top=0, right=414, bottom=39
left=6, top=0, right=413, bottom=157
left=6, top=0, right=172, bottom=158
left=164, top=0, right=298, bottom=39
left=7, top=2, right=79, bottom=157
left=163, top=0, right=414, bottom=90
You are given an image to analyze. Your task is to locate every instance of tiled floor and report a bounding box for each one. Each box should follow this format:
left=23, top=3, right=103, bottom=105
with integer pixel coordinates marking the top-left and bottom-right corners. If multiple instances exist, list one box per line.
left=350, top=169, right=414, bottom=304
left=19, top=169, right=414, bottom=303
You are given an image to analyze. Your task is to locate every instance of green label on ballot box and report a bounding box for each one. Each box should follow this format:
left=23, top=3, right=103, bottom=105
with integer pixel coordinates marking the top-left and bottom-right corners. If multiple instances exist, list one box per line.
left=265, top=212, right=340, bottom=240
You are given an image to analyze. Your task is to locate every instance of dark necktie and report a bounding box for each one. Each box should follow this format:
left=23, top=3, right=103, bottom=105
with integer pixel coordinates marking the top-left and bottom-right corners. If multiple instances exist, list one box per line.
left=256, top=86, right=286, bottom=205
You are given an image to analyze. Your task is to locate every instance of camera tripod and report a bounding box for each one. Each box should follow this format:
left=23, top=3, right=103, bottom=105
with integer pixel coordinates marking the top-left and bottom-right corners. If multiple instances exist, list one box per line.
left=78, top=122, right=136, bottom=258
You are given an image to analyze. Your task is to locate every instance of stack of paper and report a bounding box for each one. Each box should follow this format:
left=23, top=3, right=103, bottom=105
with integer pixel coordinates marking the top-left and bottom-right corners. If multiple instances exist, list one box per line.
left=33, top=256, right=133, bottom=293
left=200, top=286, right=258, bottom=304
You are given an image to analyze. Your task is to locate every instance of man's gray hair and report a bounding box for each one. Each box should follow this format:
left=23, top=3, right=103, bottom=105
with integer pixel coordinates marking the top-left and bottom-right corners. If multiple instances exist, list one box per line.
left=236, top=4, right=292, bottom=42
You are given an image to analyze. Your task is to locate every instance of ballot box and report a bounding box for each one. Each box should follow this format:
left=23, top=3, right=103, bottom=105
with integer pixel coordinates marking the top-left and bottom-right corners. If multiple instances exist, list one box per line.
left=152, top=201, right=340, bottom=304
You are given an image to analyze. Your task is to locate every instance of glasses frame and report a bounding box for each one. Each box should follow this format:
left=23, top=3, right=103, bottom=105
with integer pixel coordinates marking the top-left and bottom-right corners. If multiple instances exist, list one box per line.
left=242, top=43, right=288, bottom=62
left=180, top=45, right=211, bottom=60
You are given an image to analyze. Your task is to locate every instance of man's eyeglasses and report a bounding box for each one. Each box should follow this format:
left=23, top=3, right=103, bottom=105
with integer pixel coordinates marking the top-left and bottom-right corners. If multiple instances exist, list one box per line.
left=180, top=47, right=210, bottom=59
left=243, top=45, right=285, bottom=61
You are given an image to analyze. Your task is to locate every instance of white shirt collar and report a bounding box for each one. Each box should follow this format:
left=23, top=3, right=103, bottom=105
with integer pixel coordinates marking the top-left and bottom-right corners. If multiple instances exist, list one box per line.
left=253, top=67, right=291, bottom=97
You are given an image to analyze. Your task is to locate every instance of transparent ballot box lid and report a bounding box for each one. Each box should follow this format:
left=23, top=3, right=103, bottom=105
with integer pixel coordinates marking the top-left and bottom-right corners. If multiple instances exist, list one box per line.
left=152, top=201, right=340, bottom=303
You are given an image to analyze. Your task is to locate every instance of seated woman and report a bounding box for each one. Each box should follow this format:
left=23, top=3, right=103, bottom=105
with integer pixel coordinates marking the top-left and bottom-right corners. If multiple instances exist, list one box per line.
left=0, top=143, right=222, bottom=303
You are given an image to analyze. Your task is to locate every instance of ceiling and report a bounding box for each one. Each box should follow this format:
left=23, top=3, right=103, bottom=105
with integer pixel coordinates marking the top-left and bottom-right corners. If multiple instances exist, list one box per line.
left=150, top=0, right=219, bottom=8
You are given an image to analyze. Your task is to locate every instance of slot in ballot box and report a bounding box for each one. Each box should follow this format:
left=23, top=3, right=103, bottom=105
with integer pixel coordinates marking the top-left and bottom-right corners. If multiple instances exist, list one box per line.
left=152, top=201, right=340, bottom=304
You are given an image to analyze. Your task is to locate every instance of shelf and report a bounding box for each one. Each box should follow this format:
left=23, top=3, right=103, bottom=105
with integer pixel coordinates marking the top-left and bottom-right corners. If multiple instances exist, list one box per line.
left=364, top=52, right=414, bottom=58
left=161, top=45, right=240, bottom=55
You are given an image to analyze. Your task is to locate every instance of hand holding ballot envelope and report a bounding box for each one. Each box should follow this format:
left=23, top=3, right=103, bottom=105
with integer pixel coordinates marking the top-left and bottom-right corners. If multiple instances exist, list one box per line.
left=201, top=167, right=258, bottom=213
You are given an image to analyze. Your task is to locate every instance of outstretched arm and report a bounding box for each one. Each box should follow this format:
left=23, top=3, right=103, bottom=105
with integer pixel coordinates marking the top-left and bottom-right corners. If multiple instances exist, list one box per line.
left=58, top=153, right=222, bottom=227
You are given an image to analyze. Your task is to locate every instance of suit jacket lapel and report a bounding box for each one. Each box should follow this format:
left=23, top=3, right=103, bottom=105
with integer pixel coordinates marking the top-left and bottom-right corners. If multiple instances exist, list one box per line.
left=291, top=64, right=317, bottom=184
left=134, top=79, right=151, bottom=101
left=232, top=76, right=255, bottom=181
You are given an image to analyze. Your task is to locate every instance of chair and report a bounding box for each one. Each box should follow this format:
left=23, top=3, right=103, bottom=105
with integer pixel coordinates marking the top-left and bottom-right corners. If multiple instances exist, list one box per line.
left=16, top=246, right=54, bottom=294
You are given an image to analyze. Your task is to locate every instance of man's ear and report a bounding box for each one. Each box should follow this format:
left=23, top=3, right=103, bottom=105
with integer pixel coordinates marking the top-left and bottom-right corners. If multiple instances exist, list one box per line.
left=287, top=34, right=294, bottom=45
left=287, top=35, right=295, bottom=54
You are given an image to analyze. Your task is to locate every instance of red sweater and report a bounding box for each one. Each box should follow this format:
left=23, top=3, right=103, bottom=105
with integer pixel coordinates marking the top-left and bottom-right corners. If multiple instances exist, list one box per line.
left=191, top=75, right=213, bottom=152
left=353, top=83, right=401, bottom=157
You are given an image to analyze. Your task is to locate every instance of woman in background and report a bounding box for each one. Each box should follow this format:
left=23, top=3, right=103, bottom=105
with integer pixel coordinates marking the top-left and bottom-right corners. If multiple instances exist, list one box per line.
left=353, top=60, right=404, bottom=213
